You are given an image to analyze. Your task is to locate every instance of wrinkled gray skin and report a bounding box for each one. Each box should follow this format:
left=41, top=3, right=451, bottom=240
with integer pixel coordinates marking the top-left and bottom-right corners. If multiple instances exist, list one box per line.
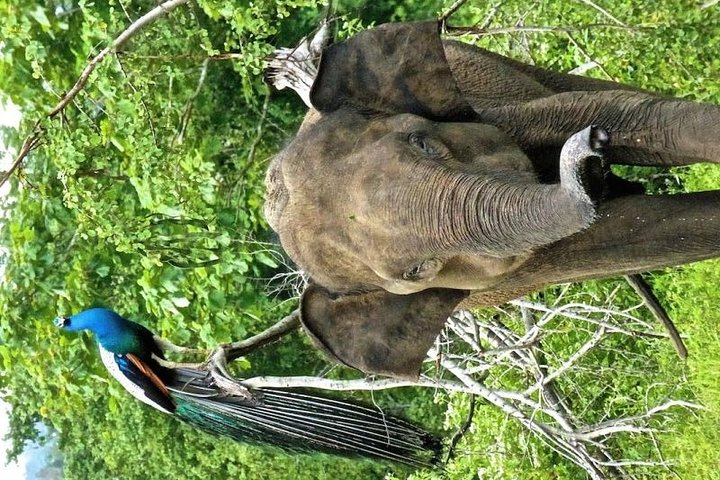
left=265, top=22, right=720, bottom=379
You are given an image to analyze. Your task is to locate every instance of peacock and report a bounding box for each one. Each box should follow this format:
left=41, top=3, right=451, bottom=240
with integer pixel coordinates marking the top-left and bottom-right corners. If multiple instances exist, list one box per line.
left=54, top=308, right=441, bottom=467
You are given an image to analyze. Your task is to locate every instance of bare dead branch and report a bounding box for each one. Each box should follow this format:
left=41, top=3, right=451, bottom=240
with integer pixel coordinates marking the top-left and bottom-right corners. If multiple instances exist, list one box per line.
left=565, top=32, right=615, bottom=80
left=428, top=344, right=608, bottom=479
left=434, top=298, right=696, bottom=478
left=242, top=375, right=463, bottom=392
left=576, top=400, right=704, bottom=436
left=120, top=52, right=250, bottom=62
left=523, top=326, right=606, bottom=396
left=511, top=300, right=672, bottom=340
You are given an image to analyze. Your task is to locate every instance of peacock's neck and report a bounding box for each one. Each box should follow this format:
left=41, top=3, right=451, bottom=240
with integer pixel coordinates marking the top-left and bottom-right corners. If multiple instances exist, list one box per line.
left=95, top=328, right=142, bottom=354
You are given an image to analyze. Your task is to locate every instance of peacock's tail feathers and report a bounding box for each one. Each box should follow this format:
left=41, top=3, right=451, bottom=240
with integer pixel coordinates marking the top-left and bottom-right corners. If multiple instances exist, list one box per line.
left=167, top=367, right=441, bottom=468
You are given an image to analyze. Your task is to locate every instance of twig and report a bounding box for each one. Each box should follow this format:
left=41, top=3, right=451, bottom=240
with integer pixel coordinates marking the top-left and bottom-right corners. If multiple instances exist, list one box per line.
left=116, top=57, right=158, bottom=146
left=0, top=0, right=190, bottom=189
left=121, top=52, right=250, bottom=62
left=576, top=400, right=703, bottom=436
left=246, top=92, right=270, bottom=164
left=439, top=0, right=469, bottom=31
left=444, top=23, right=650, bottom=37
left=565, top=33, right=615, bottom=81
left=118, top=0, right=135, bottom=23
left=174, top=58, right=209, bottom=145
left=576, top=0, right=627, bottom=26
left=445, top=394, right=476, bottom=462
left=524, top=326, right=606, bottom=396
left=511, top=300, right=671, bottom=340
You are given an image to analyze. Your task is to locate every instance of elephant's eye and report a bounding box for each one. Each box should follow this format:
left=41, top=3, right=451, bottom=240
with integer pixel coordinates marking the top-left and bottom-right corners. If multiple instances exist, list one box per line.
left=402, top=265, right=424, bottom=280
left=401, top=259, right=442, bottom=282
left=408, top=132, right=439, bottom=156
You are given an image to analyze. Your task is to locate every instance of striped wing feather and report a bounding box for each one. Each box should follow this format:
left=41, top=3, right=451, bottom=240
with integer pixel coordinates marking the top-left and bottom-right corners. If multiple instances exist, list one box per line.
left=98, top=346, right=175, bottom=414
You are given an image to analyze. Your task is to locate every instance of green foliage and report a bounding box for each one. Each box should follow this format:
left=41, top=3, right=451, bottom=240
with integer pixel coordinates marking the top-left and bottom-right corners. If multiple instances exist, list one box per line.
left=1, top=0, right=720, bottom=479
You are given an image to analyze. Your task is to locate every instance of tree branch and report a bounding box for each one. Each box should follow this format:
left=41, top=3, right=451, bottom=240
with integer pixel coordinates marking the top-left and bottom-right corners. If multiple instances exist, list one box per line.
left=445, top=394, right=476, bottom=462
left=220, top=310, right=301, bottom=362
left=242, top=374, right=464, bottom=392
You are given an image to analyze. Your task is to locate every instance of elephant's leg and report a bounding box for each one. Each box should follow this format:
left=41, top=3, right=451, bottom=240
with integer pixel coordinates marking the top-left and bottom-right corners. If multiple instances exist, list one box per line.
left=506, top=191, right=720, bottom=288
left=482, top=90, right=720, bottom=165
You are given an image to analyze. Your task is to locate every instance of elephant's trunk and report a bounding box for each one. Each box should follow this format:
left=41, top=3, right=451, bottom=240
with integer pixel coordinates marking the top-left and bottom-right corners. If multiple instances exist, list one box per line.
left=432, top=127, right=606, bottom=256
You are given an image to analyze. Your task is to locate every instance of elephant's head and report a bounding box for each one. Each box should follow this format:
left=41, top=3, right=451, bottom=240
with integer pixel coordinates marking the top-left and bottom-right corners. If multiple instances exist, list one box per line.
left=265, top=22, right=607, bottom=378
left=265, top=21, right=720, bottom=379
left=266, top=111, right=605, bottom=295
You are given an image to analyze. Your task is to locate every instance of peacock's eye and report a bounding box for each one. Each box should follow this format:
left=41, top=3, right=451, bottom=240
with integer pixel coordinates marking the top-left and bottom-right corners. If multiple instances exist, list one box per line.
left=54, top=316, right=70, bottom=328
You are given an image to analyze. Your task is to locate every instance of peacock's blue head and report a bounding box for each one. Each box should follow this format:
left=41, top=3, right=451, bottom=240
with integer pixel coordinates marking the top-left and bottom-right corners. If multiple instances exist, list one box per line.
left=54, top=308, right=129, bottom=338
left=55, top=308, right=144, bottom=354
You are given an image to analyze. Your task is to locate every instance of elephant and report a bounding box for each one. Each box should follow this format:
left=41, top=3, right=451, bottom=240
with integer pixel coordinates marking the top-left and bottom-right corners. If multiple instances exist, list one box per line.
left=264, top=21, right=720, bottom=380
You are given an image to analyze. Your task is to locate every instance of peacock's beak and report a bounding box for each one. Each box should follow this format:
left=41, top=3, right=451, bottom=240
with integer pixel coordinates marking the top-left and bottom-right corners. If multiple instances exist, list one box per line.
left=54, top=316, right=69, bottom=328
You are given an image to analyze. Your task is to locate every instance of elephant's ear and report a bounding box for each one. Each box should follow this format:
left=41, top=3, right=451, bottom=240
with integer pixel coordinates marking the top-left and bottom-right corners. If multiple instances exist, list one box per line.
left=310, top=21, right=476, bottom=121
left=300, top=284, right=468, bottom=379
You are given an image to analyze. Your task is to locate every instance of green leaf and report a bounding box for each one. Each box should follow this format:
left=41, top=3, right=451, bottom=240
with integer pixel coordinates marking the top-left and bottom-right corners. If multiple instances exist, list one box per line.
left=29, top=7, right=51, bottom=29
